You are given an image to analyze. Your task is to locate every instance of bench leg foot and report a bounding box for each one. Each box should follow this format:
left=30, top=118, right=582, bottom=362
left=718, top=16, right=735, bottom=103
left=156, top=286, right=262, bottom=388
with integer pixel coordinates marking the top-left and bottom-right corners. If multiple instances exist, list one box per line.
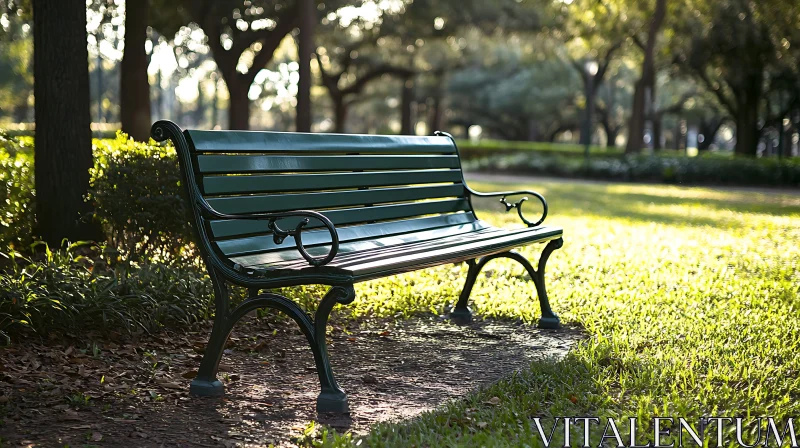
left=317, top=390, right=349, bottom=413
left=450, top=259, right=478, bottom=325
left=532, top=238, right=563, bottom=329
left=310, top=285, right=355, bottom=414
left=190, top=379, right=225, bottom=397
left=452, top=238, right=564, bottom=329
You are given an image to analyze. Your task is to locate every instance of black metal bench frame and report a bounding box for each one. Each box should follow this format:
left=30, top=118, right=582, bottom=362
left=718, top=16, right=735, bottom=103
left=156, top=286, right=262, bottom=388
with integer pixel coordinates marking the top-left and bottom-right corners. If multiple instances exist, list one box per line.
left=151, top=120, right=564, bottom=413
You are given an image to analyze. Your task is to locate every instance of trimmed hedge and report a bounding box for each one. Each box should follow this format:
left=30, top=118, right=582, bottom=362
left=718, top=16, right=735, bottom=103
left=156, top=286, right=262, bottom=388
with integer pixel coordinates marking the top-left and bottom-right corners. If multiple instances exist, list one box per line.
left=463, top=151, right=800, bottom=187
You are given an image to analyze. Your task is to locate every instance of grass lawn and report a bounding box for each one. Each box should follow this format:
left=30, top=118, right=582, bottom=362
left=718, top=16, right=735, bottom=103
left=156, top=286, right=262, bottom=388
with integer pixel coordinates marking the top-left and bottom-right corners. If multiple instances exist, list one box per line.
left=317, top=179, right=800, bottom=447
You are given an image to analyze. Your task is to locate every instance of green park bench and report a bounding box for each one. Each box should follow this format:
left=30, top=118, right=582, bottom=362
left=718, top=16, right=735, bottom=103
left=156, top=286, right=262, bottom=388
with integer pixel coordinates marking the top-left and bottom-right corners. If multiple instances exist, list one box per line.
left=150, top=120, right=565, bottom=413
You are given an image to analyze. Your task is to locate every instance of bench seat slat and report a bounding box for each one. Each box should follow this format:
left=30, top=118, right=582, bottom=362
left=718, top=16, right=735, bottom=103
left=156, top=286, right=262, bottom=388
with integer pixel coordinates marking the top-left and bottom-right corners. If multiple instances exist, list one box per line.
left=208, top=199, right=472, bottom=239
left=347, top=226, right=563, bottom=281
left=227, top=221, right=492, bottom=265
left=239, top=227, right=505, bottom=267
left=196, top=155, right=460, bottom=174
left=187, top=130, right=456, bottom=154
left=202, top=169, right=464, bottom=195
left=216, top=213, right=480, bottom=258
left=239, top=225, right=563, bottom=282
left=206, top=184, right=466, bottom=214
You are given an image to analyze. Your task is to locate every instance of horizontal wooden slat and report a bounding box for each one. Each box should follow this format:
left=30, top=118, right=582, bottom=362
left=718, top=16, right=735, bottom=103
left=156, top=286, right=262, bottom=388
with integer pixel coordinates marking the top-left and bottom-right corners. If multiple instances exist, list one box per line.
left=206, top=184, right=465, bottom=214
left=231, top=225, right=501, bottom=267
left=202, top=169, right=464, bottom=195
left=209, top=199, right=472, bottom=239
left=348, top=227, right=562, bottom=280
left=218, top=213, right=483, bottom=258
left=196, top=155, right=460, bottom=174
left=241, top=226, right=563, bottom=277
left=187, top=130, right=456, bottom=154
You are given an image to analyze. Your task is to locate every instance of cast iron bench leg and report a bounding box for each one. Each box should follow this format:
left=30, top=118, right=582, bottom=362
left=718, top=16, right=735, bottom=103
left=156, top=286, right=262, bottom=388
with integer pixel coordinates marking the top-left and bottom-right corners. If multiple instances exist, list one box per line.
left=312, top=285, right=355, bottom=413
left=450, top=237, right=564, bottom=329
left=190, top=269, right=231, bottom=397
left=189, top=271, right=353, bottom=413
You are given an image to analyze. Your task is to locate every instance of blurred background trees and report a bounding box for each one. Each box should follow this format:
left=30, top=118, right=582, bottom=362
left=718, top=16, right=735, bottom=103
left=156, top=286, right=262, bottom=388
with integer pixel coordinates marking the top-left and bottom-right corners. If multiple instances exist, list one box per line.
left=0, top=0, right=798, bottom=154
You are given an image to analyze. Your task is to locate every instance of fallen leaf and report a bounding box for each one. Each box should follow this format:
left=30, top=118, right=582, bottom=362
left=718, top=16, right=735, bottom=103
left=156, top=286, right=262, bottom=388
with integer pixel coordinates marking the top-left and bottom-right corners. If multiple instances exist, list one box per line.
left=477, top=422, right=488, bottom=429
left=378, top=331, right=390, bottom=337
left=181, top=370, right=198, bottom=379
left=362, top=374, right=378, bottom=384
left=347, top=337, right=357, bottom=342
left=485, top=396, right=501, bottom=406
left=90, top=432, right=103, bottom=442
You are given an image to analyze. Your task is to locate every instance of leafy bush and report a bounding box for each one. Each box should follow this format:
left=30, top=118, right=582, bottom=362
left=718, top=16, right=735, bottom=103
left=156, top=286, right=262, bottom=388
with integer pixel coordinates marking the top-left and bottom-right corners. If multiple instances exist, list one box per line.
left=0, top=244, right=213, bottom=342
left=464, top=151, right=800, bottom=187
left=89, top=135, right=193, bottom=260
left=0, top=132, right=35, bottom=251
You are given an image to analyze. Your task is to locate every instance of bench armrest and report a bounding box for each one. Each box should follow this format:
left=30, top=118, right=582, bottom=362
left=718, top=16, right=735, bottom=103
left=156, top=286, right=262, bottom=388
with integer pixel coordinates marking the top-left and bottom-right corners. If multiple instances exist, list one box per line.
left=195, top=197, right=340, bottom=267
left=432, top=131, right=548, bottom=227
left=467, top=189, right=548, bottom=227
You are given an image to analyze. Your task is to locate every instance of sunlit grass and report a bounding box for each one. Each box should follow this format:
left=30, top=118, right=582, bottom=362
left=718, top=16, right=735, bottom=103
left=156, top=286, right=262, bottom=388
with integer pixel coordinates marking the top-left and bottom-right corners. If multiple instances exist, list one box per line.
left=326, top=179, right=800, bottom=447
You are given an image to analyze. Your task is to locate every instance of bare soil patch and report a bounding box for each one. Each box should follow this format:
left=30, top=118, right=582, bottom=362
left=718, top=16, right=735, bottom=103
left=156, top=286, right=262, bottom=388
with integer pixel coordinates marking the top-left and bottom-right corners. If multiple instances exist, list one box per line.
left=0, top=315, right=583, bottom=447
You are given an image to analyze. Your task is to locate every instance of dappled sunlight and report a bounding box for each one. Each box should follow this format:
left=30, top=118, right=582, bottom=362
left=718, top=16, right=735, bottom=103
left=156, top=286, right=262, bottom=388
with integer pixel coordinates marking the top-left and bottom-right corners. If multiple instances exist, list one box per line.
left=343, top=180, right=800, bottom=445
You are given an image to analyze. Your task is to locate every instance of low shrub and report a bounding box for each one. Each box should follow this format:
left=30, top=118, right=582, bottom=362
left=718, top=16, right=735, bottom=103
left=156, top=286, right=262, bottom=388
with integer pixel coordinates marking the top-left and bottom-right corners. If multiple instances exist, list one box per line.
left=0, top=132, right=35, bottom=251
left=464, top=151, right=800, bottom=187
left=0, top=243, right=213, bottom=342
left=90, top=135, right=192, bottom=260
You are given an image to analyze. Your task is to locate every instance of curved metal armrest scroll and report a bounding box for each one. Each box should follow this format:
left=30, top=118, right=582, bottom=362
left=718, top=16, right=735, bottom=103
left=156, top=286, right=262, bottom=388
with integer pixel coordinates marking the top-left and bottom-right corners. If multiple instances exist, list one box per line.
left=473, top=190, right=548, bottom=227
left=431, top=130, right=547, bottom=227
left=195, top=199, right=339, bottom=267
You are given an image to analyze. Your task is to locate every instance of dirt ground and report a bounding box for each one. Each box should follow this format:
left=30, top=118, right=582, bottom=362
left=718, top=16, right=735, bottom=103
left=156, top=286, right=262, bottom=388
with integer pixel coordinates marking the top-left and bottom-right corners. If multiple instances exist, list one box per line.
left=0, top=314, right=584, bottom=447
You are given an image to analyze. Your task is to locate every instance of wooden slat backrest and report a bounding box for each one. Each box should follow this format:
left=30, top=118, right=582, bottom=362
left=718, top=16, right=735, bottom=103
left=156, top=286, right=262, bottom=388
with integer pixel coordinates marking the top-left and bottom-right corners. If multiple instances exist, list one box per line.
left=183, top=130, right=475, bottom=258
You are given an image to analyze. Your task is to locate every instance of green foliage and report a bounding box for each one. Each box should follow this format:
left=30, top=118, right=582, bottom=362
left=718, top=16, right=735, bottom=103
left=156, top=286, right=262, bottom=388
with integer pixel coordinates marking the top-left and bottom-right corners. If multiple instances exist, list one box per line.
left=0, top=243, right=213, bottom=342
left=89, top=134, right=192, bottom=260
left=0, top=132, right=34, bottom=251
left=463, top=149, right=800, bottom=187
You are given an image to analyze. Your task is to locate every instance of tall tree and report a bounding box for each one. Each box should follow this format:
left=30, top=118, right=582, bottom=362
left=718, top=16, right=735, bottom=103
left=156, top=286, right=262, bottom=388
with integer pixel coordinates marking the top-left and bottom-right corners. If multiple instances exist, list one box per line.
left=625, top=0, right=666, bottom=154
left=185, top=1, right=299, bottom=130
left=294, top=0, right=314, bottom=132
left=120, top=0, right=152, bottom=140
left=33, top=0, right=101, bottom=246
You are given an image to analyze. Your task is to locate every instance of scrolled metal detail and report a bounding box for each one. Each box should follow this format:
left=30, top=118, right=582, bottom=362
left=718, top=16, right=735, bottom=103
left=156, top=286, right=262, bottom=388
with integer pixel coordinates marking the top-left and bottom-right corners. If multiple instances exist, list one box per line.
left=266, top=217, right=333, bottom=267
left=194, top=198, right=339, bottom=268
left=499, top=195, right=540, bottom=227
left=432, top=130, right=548, bottom=227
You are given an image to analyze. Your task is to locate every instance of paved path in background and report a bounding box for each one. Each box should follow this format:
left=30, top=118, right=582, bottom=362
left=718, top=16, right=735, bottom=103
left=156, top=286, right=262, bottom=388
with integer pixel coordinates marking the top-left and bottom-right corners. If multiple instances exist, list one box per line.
left=463, top=171, right=800, bottom=196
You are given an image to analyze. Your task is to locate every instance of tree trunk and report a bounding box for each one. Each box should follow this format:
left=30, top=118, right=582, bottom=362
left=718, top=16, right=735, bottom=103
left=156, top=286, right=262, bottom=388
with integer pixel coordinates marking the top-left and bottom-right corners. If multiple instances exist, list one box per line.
left=400, top=77, right=414, bottom=135
left=733, top=75, right=763, bottom=157
left=33, top=0, right=102, bottom=246
left=295, top=0, right=314, bottom=132
left=211, top=78, right=219, bottom=128
left=602, top=120, right=619, bottom=147
left=194, top=79, right=205, bottom=128
left=96, top=52, right=104, bottom=122
left=227, top=79, right=250, bottom=130
left=735, top=107, right=760, bottom=156
left=652, top=113, right=663, bottom=150
left=333, top=96, right=348, bottom=133
left=120, top=0, right=151, bottom=140
left=427, top=96, right=444, bottom=133
left=579, top=77, right=593, bottom=146
left=698, top=119, right=721, bottom=151
left=625, top=0, right=666, bottom=154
